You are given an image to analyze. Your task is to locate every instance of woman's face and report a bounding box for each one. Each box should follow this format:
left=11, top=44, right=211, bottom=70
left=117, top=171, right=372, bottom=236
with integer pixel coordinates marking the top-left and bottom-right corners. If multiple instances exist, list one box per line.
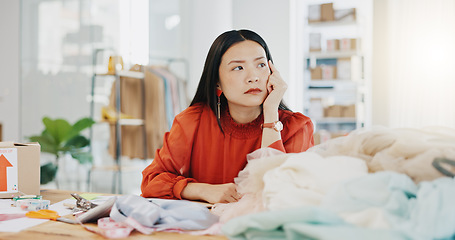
left=218, top=40, right=270, bottom=110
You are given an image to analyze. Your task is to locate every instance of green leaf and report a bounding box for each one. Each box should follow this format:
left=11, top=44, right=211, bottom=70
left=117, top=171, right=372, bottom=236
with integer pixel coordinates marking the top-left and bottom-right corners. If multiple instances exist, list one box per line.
left=65, top=135, right=90, bottom=149
left=40, top=162, right=58, bottom=184
left=71, top=151, right=93, bottom=164
left=29, top=135, right=58, bottom=155
left=72, top=118, right=95, bottom=133
left=30, top=117, right=95, bottom=170
left=66, top=118, right=95, bottom=142
left=42, top=117, right=72, bottom=145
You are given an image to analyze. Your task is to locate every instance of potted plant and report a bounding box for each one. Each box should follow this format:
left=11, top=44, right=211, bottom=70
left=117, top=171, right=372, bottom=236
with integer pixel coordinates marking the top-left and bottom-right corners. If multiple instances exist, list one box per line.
left=29, top=117, right=95, bottom=187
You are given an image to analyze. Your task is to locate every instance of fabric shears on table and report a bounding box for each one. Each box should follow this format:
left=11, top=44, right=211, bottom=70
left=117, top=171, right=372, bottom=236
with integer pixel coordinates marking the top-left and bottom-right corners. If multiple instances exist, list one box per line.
left=26, top=209, right=77, bottom=224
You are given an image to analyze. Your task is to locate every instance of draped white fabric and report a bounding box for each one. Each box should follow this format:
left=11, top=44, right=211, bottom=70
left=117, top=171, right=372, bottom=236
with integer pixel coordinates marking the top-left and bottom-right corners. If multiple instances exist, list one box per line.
left=386, top=0, right=455, bottom=128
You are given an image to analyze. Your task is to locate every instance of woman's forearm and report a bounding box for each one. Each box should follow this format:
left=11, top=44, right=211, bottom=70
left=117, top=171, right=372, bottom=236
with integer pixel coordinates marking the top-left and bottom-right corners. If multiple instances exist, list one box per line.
left=181, top=182, right=240, bottom=204
left=261, top=108, right=281, bottom=148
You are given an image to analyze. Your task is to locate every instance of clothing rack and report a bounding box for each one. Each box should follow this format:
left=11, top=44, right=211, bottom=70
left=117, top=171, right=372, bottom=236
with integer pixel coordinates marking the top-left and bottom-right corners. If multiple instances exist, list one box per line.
left=88, top=48, right=148, bottom=194
left=149, top=57, right=189, bottom=79
left=88, top=52, right=190, bottom=194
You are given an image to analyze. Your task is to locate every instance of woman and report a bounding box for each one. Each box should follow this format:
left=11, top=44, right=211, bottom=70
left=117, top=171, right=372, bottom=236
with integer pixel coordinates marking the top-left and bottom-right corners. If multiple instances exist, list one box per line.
left=141, top=29, right=314, bottom=204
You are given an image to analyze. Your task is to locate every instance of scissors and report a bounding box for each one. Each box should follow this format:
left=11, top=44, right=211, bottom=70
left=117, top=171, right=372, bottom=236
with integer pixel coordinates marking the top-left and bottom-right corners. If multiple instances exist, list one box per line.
left=71, top=193, right=97, bottom=211
left=26, top=209, right=77, bottom=224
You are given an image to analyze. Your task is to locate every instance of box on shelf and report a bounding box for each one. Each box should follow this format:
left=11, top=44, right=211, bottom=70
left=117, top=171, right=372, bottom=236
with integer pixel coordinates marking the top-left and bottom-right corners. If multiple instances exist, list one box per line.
left=0, top=142, right=40, bottom=198
left=308, top=4, right=322, bottom=23
left=335, top=8, right=356, bottom=21
left=310, top=67, right=322, bottom=80
left=337, top=57, right=351, bottom=80
left=321, top=3, right=335, bottom=22
left=324, top=105, right=343, bottom=117
left=321, top=65, right=337, bottom=80
left=309, top=33, right=321, bottom=52
left=326, top=39, right=340, bottom=51
left=324, top=104, right=356, bottom=118
left=342, top=104, right=356, bottom=118
left=308, top=3, right=335, bottom=23
left=340, top=38, right=357, bottom=51
left=309, top=98, right=324, bottom=119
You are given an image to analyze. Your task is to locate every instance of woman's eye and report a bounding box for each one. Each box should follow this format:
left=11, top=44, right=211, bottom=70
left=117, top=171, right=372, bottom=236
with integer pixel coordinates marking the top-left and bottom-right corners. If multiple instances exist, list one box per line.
left=258, top=63, right=266, bottom=68
left=233, top=66, right=243, bottom=71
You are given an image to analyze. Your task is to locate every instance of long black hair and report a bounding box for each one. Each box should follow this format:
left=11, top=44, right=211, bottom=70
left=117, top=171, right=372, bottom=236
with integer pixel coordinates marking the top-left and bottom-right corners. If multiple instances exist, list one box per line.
left=190, top=29, right=291, bottom=130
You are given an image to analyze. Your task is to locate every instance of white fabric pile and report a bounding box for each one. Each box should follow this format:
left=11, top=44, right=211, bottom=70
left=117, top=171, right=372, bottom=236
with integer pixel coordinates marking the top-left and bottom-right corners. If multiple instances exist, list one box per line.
left=212, top=126, right=455, bottom=228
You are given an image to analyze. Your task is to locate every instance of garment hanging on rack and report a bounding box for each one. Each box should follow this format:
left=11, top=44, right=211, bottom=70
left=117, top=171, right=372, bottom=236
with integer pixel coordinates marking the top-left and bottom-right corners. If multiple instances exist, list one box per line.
left=149, top=66, right=183, bottom=127
left=149, top=68, right=173, bottom=128
left=108, top=65, right=173, bottom=159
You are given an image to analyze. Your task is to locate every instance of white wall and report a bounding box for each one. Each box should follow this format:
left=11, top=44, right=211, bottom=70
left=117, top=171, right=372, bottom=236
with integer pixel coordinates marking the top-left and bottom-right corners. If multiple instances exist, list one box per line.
left=232, top=0, right=296, bottom=110
left=0, top=1, right=20, bottom=141
left=372, top=0, right=389, bottom=127
left=180, top=0, right=296, bottom=110
left=180, top=0, right=233, bottom=98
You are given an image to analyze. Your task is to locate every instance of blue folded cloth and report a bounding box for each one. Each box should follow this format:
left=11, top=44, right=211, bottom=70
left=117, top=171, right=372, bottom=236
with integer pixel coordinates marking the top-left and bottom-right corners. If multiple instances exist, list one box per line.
left=110, top=194, right=218, bottom=230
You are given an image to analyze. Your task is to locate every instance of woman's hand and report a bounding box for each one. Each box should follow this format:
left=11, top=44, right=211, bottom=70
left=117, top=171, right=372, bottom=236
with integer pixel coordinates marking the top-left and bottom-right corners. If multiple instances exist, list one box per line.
left=263, top=60, right=288, bottom=113
left=181, top=182, right=241, bottom=204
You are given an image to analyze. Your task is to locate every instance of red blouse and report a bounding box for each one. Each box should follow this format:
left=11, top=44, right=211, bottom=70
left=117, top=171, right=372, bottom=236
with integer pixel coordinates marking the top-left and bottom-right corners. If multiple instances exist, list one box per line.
left=141, top=103, right=314, bottom=199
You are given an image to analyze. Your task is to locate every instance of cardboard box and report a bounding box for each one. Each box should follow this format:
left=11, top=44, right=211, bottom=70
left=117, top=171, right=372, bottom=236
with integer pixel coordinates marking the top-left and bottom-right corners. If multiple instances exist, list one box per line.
left=310, top=67, right=322, bottom=80
left=309, top=3, right=335, bottom=23
left=0, top=142, right=40, bottom=198
left=327, top=39, right=340, bottom=51
left=342, top=104, right=356, bottom=118
left=337, top=57, right=351, bottom=80
left=322, top=65, right=337, bottom=80
left=309, top=98, right=324, bottom=119
left=308, top=4, right=322, bottom=23
left=324, top=105, right=343, bottom=117
left=321, top=3, right=335, bottom=22
left=309, top=33, right=321, bottom=52
left=340, top=38, right=357, bottom=51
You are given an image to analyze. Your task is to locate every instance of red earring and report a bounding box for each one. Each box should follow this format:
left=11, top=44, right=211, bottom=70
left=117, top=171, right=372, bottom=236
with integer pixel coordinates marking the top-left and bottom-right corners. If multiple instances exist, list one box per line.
left=216, top=89, right=222, bottom=119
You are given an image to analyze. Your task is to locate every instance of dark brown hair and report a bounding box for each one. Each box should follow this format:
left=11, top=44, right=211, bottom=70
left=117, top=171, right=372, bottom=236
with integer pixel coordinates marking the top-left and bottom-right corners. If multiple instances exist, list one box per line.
left=190, top=29, right=290, bottom=130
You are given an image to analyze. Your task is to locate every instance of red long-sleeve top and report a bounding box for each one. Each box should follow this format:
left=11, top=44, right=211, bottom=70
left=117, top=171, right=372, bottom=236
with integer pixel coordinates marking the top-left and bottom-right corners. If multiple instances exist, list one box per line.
left=141, top=102, right=314, bottom=199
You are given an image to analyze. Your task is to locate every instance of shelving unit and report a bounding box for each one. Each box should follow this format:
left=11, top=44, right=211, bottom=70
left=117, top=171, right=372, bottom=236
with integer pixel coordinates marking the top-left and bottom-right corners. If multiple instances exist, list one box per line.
left=88, top=49, right=147, bottom=194
left=301, top=0, right=373, bottom=142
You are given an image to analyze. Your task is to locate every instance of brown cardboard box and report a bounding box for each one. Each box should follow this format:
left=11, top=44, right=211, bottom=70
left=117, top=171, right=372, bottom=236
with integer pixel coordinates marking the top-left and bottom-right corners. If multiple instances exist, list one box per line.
left=327, top=39, right=340, bottom=51
left=342, top=104, right=356, bottom=118
left=321, top=3, right=335, bottom=21
left=310, top=67, right=322, bottom=80
left=324, top=105, right=343, bottom=117
left=0, top=142, right=40, bottom=198
left=322, top=65, right=337, bottom=79
left=340, top=38, right=357, bottom=51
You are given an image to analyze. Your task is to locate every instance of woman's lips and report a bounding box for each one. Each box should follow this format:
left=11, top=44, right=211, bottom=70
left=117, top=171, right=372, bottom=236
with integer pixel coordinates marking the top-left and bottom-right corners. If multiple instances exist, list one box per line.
left=244, top=88, right=262, bottom=94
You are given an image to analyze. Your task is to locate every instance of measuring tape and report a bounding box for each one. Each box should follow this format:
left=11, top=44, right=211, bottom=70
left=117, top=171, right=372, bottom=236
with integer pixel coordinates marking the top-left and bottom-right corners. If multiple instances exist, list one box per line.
left=15, top=199, right=50, bottom=211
